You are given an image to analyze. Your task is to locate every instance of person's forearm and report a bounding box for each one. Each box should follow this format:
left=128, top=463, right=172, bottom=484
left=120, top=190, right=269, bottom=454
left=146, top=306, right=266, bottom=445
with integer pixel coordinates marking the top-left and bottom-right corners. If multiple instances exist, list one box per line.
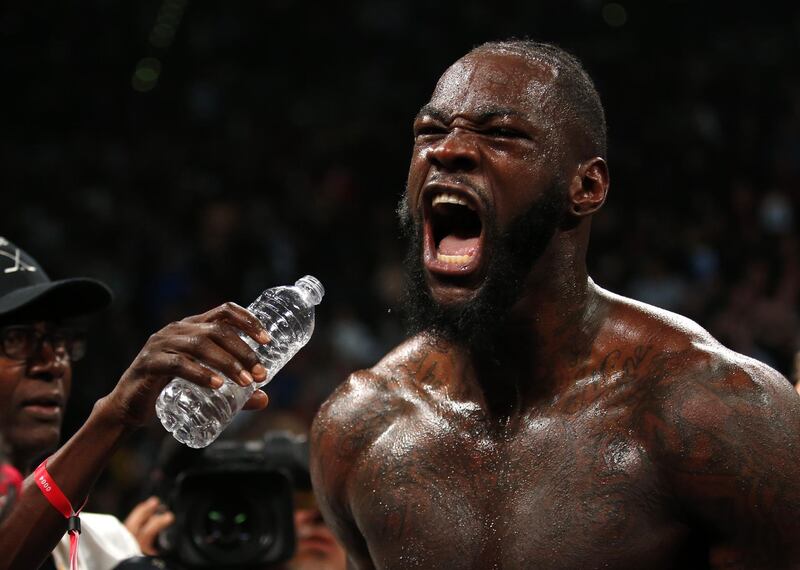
left=0, top=396, right=134, bottom=570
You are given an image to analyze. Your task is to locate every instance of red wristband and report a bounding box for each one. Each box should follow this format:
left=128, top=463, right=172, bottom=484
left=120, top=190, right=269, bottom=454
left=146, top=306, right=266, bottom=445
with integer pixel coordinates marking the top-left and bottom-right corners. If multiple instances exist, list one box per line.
left=34, top=459, right=86, bottom=570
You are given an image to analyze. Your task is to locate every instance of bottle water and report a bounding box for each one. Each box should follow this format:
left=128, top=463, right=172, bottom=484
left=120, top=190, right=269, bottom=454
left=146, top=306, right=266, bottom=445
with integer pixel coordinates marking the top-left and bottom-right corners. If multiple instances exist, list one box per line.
left=155, top=276, right=324, bottom=448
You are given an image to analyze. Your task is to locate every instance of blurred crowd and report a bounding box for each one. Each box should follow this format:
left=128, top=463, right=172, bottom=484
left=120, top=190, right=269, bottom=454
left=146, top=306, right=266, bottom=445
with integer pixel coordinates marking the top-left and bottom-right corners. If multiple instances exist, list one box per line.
left=1, top=0, right=798, bottom=518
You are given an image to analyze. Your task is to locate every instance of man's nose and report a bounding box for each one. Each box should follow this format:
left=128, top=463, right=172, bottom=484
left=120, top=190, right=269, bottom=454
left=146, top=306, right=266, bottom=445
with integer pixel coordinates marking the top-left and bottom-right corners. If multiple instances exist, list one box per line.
left=425, top=129, right=480, bottom=172
left=28, top=340, right=68, bottom=379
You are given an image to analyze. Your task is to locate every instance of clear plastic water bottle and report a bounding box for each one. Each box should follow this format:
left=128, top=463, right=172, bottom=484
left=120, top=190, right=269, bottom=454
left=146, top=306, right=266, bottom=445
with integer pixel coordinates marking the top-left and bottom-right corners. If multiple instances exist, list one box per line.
left=155, top=275, right=324, bottom=448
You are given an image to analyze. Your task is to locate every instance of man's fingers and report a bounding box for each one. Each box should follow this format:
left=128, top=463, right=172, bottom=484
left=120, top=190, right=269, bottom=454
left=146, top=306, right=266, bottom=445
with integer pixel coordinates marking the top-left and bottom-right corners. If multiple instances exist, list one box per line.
left=123, top=497, right=175, bottom=556
left=136, top=511, right=175, bottom=556
left=190, top=302, right=270, bottom=345
left=242, top=390, right=269, bottom=411
left=146, top=352, right=223, bottom=389
left=123, top=497, right=160, bottom=533
left=166, top=328, right=264, bottom=387
left=201, top=321, right=268, bottom=383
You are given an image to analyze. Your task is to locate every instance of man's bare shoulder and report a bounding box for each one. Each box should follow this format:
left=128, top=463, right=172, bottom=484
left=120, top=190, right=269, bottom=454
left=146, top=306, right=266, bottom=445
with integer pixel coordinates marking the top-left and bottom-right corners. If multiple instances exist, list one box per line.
left=318, top=334, right=430, bottom=418
left=598, top=285, right=720, bottom=352
left=599, top=286, right=794, bottom=402
left=309, top=333, right=436, bottom=544
left=311, top=334, right=434, bottom=468
left=595, top=287, right=795, bottom=416
left=596, top=287, right=800, bottom=559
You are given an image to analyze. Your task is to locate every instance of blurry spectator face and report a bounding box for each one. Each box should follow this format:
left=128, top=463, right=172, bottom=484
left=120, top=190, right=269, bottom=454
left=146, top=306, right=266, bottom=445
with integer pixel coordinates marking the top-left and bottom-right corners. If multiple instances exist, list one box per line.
left=0, top=321, right=73, bottom=468
left=286, top=491, right=346, bottom=570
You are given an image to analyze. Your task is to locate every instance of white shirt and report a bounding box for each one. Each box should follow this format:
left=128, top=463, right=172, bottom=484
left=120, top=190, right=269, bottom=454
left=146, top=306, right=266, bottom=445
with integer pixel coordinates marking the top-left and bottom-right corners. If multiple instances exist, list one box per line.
left=52, top=512, right=142, bottom=570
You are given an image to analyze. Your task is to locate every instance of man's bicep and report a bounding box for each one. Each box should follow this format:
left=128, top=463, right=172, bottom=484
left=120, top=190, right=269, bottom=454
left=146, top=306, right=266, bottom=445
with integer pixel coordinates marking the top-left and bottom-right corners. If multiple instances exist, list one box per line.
left=659, top=363, right=800, bottom=565
left=311, top=426, right=374, bottom=569
left=311, top=371, right=388, bottom=569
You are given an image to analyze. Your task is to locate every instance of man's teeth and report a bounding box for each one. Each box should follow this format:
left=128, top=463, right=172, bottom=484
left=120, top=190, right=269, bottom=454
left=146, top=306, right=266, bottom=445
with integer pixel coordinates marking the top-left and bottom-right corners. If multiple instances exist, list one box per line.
left=436, top=252, right=474, bottom=265
left=432, top=193, right=475, bottom=210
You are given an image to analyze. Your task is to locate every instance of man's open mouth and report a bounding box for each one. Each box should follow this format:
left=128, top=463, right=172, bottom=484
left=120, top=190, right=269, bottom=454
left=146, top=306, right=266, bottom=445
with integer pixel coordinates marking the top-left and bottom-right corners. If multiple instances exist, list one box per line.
left=422, top=185, right=485, bottom=278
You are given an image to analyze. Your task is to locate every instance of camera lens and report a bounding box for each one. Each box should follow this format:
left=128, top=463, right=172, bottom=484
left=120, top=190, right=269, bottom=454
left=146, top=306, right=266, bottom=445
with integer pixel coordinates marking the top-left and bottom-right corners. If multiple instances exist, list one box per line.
left=164, top=441, right=299, bottom=568
left=188, top=491, right=275, bottom=564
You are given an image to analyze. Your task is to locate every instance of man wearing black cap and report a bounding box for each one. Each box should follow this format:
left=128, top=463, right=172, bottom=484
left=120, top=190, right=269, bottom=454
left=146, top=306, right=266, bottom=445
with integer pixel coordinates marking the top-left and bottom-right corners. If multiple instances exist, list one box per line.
left=0, top=237, right=113, bottom=474
left=0, top=238, right=272, bottom=569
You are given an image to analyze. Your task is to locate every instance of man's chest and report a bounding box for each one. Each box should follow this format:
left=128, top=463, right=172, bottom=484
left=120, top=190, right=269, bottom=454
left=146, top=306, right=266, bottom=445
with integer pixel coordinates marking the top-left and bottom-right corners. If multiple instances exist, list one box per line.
left=348, top=411, right=691, bottom=570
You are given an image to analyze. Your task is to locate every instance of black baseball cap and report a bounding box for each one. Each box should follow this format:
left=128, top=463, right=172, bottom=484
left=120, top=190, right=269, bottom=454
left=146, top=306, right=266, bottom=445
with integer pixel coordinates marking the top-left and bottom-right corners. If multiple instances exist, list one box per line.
left=0, top=237, right=112, bottom=323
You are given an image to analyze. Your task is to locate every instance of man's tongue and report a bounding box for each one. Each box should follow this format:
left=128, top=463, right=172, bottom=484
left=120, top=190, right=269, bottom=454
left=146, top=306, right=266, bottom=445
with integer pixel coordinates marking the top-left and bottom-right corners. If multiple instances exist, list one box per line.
left=438, top=234, right=479, bottom=256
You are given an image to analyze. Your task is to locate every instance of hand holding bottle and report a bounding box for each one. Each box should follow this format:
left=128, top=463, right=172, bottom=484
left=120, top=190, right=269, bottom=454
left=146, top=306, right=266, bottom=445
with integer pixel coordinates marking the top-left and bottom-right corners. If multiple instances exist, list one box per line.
left=97, top=302, right=271, bottom=430
left=157, top=276, right=324, bottom=448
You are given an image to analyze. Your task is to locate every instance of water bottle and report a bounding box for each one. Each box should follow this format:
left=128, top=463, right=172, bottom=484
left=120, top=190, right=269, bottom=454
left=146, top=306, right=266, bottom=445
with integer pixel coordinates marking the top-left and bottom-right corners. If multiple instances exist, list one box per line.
left=155, top=275, right=324, bottom=448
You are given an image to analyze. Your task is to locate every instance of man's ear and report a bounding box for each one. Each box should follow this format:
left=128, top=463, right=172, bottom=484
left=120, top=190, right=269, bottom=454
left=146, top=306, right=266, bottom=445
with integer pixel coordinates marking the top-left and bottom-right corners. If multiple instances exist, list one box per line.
left=568, top=157, right=609, bottom=217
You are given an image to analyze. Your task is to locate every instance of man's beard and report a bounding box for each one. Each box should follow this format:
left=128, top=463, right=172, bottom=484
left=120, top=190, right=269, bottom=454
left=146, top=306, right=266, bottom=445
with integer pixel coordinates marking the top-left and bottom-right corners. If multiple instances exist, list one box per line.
left=398, top=182, right=567, bottom=352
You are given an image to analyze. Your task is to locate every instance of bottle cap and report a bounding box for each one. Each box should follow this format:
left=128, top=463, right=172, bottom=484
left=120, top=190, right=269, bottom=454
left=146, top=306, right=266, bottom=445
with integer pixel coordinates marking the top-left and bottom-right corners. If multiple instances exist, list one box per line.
left=295, top=275, right=324, bottom=305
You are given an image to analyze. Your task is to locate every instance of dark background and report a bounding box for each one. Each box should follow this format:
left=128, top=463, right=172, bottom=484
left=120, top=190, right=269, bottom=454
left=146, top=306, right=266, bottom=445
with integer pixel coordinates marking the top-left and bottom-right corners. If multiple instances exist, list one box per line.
left=1, top=0, right=798, bottom=516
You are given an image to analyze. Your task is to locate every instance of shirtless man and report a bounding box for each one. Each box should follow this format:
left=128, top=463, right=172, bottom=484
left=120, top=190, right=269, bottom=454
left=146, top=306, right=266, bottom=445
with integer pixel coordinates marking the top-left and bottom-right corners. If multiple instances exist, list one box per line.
left=311, top=40, right=800, bottom=569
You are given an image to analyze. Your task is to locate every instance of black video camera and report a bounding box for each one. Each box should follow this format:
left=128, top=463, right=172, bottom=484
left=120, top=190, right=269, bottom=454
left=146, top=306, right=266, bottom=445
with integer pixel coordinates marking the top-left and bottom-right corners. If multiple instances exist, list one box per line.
left=156, top=431, right=310, bottom=570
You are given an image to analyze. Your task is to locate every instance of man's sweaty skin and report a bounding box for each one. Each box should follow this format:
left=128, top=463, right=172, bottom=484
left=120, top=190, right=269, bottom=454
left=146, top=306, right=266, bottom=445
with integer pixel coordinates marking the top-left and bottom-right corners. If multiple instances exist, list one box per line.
left=311, top=44, right=800, bottom=570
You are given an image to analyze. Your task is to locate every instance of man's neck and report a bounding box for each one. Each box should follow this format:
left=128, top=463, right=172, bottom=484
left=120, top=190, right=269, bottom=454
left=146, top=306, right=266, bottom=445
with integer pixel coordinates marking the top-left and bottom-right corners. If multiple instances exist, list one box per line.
left=461, top=267, right=604, bottom=420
